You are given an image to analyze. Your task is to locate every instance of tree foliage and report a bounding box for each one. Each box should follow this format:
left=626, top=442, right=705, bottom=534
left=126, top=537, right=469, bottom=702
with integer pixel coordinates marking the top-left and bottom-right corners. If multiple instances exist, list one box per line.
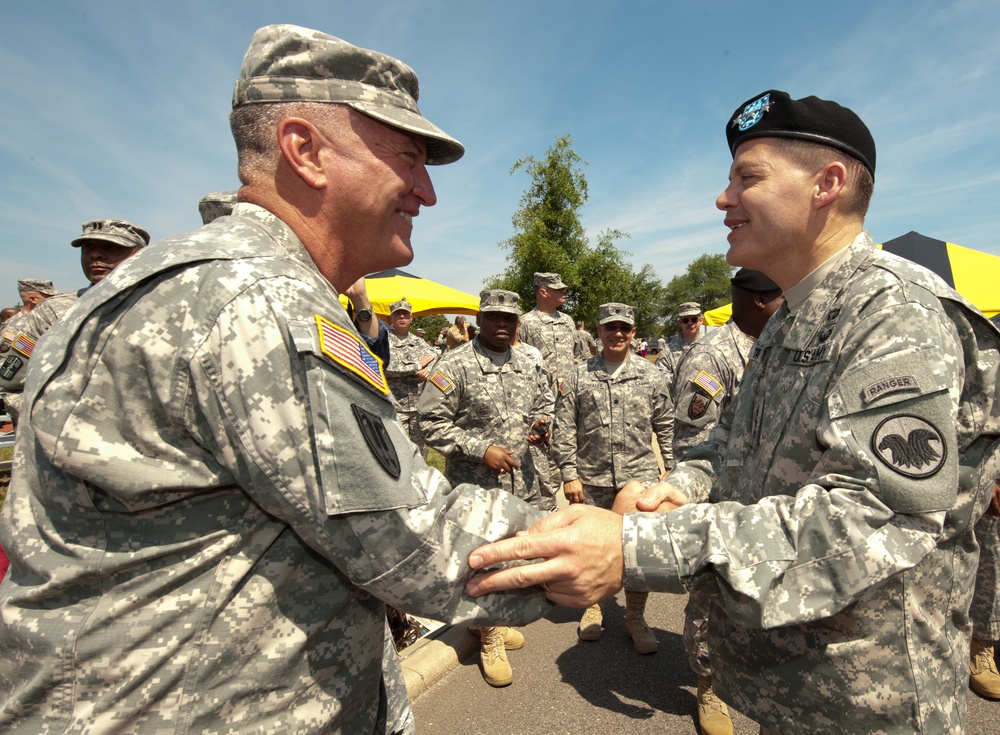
left=411, top=314, right=449, bottom=344
left=662, top=253, right=734, bottom=322
left=488, top=135, right=665, bottom=335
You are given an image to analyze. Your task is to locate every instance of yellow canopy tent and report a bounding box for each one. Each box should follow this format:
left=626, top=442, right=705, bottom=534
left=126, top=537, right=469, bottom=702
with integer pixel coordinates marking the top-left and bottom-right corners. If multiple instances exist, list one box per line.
left=702, top=232, right=999, bottom=324
left=339, top=268, right=480, bottom=319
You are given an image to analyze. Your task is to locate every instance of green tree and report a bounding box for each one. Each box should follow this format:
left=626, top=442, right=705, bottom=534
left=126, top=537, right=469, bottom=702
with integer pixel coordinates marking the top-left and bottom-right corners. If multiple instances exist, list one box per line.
left=488, top=136, right=664, bottom=330
left=662, top=253, right=734, bottom=327
left=411, top=314, right=449, bottom=345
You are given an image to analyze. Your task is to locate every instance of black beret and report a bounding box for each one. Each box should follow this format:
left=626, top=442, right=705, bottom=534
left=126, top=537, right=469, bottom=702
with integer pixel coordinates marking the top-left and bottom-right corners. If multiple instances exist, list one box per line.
left=731, top=268, right=780, bottom=293
left=727, top=90, right=875, bottom=179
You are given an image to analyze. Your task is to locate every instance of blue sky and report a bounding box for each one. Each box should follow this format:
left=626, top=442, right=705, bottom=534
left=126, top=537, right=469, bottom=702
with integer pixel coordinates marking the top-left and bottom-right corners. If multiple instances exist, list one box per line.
left=2, top=1, right=997, bottom=303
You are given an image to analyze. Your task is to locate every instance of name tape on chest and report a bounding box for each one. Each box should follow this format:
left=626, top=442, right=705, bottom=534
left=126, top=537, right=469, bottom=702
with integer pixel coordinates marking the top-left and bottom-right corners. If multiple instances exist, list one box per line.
left=315, top=316, right=388, bottom=394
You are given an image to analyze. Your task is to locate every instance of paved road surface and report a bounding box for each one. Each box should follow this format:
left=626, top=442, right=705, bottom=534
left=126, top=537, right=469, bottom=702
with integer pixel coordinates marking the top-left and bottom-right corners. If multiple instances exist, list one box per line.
left=412, top=589, right=998, bottom=734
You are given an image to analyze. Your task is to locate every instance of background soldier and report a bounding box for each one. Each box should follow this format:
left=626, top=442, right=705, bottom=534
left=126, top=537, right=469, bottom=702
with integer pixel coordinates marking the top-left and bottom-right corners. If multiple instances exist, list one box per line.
left=573, top=319, right=596, bottom=362
left=418, top=288, right=554, bottom=687
left=670, top=267, right=781, bottom=735
left=666, top=301, right=704, bottom=357
left=385, top=298, right=435, bottom=456
left=970, top=480, right=1000, bottom=699
left=0, top=278, right=59, bottom=426
left=552, top=302, right=673, bottom=654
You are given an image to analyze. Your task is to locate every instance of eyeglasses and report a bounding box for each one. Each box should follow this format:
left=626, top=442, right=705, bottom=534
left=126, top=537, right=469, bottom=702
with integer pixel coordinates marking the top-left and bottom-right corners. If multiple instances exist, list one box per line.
left=680, top=316, right=701, bottom=324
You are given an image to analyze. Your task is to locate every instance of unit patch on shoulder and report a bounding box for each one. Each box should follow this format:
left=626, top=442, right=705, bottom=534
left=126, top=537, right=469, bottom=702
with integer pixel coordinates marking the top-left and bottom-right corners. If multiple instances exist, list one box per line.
left=430, top=371, right=454, bottom=393
left=692, top=371, right=722, bottom=397
left=315, top=315, right=388, bottom=394
left=11, top=333, right=36, bottom=359
left=688, top=394, right=710, bottom=420
left=351, top=404, right=400, bottom=479
left=871, top=414, right=946, bottom=478
left=0, top=355, right=23, bottom=381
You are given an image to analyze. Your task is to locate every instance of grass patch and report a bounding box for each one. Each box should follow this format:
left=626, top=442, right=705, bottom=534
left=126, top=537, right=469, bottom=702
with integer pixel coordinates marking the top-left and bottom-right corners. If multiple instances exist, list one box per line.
left=426, top=448, right=445, bottom=474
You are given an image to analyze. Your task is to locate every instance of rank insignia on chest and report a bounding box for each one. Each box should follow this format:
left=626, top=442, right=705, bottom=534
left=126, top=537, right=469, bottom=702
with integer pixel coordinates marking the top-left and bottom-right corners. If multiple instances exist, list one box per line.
left=430, top=371, right=453, bottom=393
left=692, top=371, right=722, bottom=397
left=315, top=316, right=388, bottom=394
left=688, top=394, right=710, bottom=420
left=11, top=332, right=36, bottom=359
left=557, top=378, right=568, bottom=395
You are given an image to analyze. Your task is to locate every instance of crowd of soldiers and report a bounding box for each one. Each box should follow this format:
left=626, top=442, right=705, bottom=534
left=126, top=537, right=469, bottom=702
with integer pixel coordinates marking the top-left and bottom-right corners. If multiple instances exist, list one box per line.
left=1, top=23, right=998, bottom=735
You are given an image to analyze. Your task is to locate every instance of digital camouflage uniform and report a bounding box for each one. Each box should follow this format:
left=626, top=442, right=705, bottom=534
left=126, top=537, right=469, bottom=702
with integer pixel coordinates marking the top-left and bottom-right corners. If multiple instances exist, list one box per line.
left=971, top=511, right=1000, bottom=640
left=624, top=234, right=1000, bottom=734
left=0, top=310, right=32, bottom=422
left=553, top=351, right=674, bottom=506
left=417, top=339, right=554, bottom=509
left=671, top=318, right=754, bottom=687
left=666, top=332, right=698, bottom=358
left=573, top=328, right=596, bottom=364
left=386, top=330, right=435, bottom=445
left=0, top=204, right=551, bottom=735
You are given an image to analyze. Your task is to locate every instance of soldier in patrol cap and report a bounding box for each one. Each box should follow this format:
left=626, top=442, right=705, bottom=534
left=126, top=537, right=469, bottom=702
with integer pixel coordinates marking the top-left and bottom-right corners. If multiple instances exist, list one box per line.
left=552, top=301, right=673, bottom=654
left=466, top=89, right=1000, bottom=735
left=385, top=297, right=435, bottom=456
left=666, top=301, right=704, bottom=357
left=0, top=279, right=58, bottom=422
left=0, top=25, right=551, bottom=735
left=670, top=268, right=782, bottom=735
left=0, top=220, right=148, bottom=426
left=418, top=288, right=553, bottom=687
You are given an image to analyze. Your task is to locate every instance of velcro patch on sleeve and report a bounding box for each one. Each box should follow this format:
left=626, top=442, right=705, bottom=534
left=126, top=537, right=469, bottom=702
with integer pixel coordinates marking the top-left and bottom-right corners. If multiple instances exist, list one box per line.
left=11, top=333, right=36, bottom=359
left=429, top=370, right=454, bottom=393
left=315, top=316, right=388, bottom=394
left=692, top=370, right=722, bottom=397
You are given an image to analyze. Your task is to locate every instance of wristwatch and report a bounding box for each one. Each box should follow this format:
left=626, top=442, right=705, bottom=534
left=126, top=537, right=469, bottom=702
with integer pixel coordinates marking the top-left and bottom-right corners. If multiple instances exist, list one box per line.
left=355, top=307, right=373, bottom=322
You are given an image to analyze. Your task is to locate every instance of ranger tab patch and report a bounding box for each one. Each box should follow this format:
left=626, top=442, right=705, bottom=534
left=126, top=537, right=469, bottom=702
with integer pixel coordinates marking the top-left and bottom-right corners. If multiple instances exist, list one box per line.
left=315, top=316, right=388, bottom=394
left=871, top=414, right=945, bottom=478
left=429, top=371, right=453, bottom=393
left=351, top=404, right=400, bottom=478
left=693, top=371, right=723, bottom=397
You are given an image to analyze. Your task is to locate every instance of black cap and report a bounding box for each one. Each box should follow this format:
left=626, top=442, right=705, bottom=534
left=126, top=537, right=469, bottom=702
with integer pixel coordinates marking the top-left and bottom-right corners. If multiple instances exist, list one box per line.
left=727, top=90, right=875, bottom=179
left=731, top=268, right=780, bottom=293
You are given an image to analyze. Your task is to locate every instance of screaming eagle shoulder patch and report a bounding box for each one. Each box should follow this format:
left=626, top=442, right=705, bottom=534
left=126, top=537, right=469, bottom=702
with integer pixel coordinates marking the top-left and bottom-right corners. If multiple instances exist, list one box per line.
left=315, top=315, right=388, bottom=394
left=871, top=414, right=946, bottom=479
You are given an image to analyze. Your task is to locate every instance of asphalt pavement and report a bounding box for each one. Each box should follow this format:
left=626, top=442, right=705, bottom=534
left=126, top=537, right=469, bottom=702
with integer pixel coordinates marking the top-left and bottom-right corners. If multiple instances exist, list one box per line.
left=409, top=589, right=999, bottom=735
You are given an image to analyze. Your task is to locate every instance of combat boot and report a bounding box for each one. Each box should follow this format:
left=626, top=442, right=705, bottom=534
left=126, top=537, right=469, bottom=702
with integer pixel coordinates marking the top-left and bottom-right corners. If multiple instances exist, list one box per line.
left=970, top=638, right=1000, bottom=699
left=497, top=626, right=524, bottom=650
left=624, top=591, right=658, bottom=654
left=578, top=603, right=603, bottom=641
left=479, top=626, right=513, bottom=687
left=697, top=675, right=733, bottom=735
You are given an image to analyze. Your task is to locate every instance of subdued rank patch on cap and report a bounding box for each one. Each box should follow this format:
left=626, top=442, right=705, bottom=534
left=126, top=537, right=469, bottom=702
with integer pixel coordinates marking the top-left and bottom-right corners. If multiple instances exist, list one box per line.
left=872, top=414, right=945, bottom=478
left=17, top=278, right=57, bottom=296
left=429, top=371, right=453, bottom=393
left=693, top=371, right=723, bottom=397
left=232, top=24, right=464, bottom=165
left=315, top=315, right=388, bottom=394
left=351, top=403, right=400, bottom=478
left=479, top=289, right=521, bottom=315
left=390, top=298, right=412, bottom=314
left=688, top=394, right=710, bottom=420
left=677, top=302, right=702, bottom=318
left=71, top=219, right=150, bottom=250
left=533, top=272, right=567, bottom=289
left=11, top=333, right=36, bottom=359
left=726, top=89, right=876, bottom=179
left=199, top=191, right=238, bottom=224
left=598, top=302, right=635, bottom=326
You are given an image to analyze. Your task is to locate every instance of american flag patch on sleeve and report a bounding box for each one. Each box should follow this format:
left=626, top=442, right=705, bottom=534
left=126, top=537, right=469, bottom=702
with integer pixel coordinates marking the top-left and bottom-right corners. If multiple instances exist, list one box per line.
left=315, top=316, right=388, bottom=394
left=429, top=371, right=453, bottom=393
left=11, top=333, right=36, bottom=359
left=693, top=370, right=722, bottom=397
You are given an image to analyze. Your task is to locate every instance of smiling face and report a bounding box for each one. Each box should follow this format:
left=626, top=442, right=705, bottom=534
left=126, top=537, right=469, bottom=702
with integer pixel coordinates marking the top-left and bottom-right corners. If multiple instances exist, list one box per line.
left=80, top=241, right=141, bottom=284
left=477, top=311, right=518, bottom=351
left=679, top=314, right=702, bottom=339
left=716, top=138, right=819, bottom=275
left=598, top=321, right=636, bottom=361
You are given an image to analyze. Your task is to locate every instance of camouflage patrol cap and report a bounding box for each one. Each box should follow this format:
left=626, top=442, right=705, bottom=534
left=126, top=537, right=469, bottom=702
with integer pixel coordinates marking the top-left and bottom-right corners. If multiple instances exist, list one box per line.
left=677, top=302, right=702, bottom=318
left=233, top=25, right=464, bottom=165
left=199, top=191, right=238, bottom=224
left=533, top=272, right=567, bottom=289
left=17, top=278, right=58, bottom=296
left=598, top=302, right=635, bottom=326
left=71, top=219, right=150, bottom=249
left=390, top=298, right=412, bottom=314
left=479, top=289, right=522, bottom=316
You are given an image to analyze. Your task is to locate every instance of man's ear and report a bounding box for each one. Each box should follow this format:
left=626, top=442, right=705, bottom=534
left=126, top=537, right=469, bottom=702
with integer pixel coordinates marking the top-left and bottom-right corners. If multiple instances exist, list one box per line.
left=814, top=160, right=847, bottom=210
left=276, top=117, right=329, bottom=190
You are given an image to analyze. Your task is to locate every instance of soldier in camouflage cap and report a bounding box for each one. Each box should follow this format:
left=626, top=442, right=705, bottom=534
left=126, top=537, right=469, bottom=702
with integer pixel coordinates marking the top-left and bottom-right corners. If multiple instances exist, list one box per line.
left=552, top=302, right=673, bottom=655
left=666, top=301, right=704, bottom=357
left=418, top=288, right=552, bottom=687
left=0, top=25, right=548, bottom=735
left=198, top=190, right=239, bottom=224
left=0, top=279, right=58, bottom=422
left=0, top=220, right=147, bottom=426
left=385, top=297, right=435, bottom=457
left=466, top=90, right=1000, bottom=735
